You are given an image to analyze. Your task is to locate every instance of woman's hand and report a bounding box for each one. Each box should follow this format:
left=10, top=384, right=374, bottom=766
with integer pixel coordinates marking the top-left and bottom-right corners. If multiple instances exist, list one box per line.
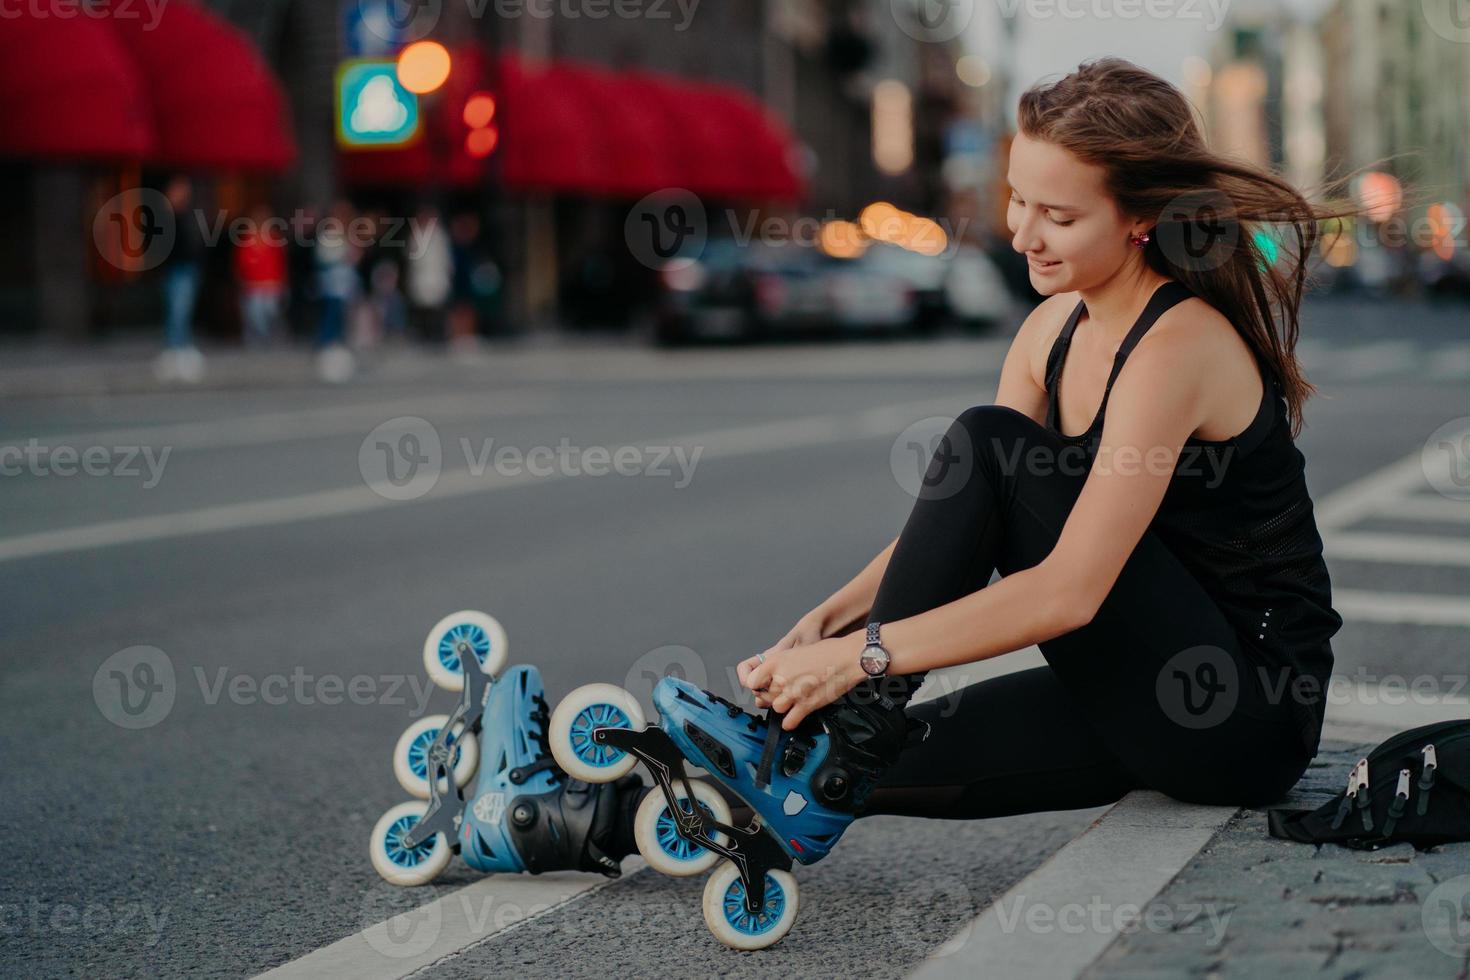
left=739, top=632, right=867, bottom=732
left=736, top=610, right=830, bottom=709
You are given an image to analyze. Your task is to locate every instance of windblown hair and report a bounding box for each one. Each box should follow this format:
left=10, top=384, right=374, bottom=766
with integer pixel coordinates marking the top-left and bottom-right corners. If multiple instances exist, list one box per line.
left=1018, top=57, right=1395, bottom=438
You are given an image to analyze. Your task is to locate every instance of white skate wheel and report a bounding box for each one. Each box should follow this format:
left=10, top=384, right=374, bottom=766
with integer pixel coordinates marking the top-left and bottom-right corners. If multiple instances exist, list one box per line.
left=369, top=801, right=453, bottom=886
left=548, top=683, right=646, bottom=783
left=701, top=861, right=799, bottom=950
left=393, top=714, right=480, bottom=800
left=423, top=610, right=508, bottom=692
left=634, top=780, right=732, bottom=877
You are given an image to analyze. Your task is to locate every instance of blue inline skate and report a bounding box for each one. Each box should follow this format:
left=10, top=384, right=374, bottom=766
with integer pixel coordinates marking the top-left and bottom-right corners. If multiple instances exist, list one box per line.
left=370, top=611, right=638, bottom=886
left=547, top=674, right=927, bottom=948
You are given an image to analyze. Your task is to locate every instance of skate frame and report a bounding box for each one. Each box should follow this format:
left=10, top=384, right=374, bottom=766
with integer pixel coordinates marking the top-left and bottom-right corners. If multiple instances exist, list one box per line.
left=596, top=725, right=793, bottom=914
left=402, top=639, right=487, bottom=851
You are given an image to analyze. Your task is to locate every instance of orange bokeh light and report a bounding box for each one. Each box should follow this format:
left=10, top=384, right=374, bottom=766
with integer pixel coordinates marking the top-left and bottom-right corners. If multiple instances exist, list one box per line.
left=466, top=126, right=499, bottom=158
left=463, top=93, right=496, bottom=129
left=397, top=41, right=452, bottom=95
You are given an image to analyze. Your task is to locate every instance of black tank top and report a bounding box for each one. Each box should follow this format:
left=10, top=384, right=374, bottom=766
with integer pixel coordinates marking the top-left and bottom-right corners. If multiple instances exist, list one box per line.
left=1043, top=280, right=1344, bottom=758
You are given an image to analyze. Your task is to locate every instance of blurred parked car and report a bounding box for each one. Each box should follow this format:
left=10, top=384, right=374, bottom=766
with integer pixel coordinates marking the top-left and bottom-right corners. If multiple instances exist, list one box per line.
left=655, top=238, right=831, bottom=345
left=655, top=236, right=1019, bottom=345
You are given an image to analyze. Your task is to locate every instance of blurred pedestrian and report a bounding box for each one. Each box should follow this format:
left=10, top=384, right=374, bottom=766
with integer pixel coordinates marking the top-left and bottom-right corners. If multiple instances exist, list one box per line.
left=155, top=175, right=207, bottom=384
left=315, top=199, right=361, bottom=382
left=287, top=205, right=320, bottom=343
left=448, top=211, right=484, bottom=354
left=369, top=252, right=408, bottom=346
left=406, top=205, right=452, bottom=344
left=234, top=204, right=288, bottom=349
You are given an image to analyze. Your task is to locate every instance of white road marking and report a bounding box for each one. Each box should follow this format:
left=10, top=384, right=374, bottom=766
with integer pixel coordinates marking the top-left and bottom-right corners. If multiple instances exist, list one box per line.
left=1314, top=452, right=1435, bottom=529
left=1333, top=340, right=1419, bottom=380
left=1427, top=342, right=1470, bottom=380
left=256, top=859, right=646, bottom=979
left=1324, top=531, right=1470, bottom=566
left=0, top=395, right=965, bottom=563
left=907, top=792, right=1236, bottom=980
left=1376, top=493, right=1470, bottom=522
left=1324, top=681, right=1470, bottom=733
left=1334, top=588, right=1470, bottom=626
left=0, top=390, right=554, bottom=456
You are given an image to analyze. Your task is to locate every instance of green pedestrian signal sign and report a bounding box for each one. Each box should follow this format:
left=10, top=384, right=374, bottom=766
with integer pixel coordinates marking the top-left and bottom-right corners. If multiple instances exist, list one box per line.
left=337, top=60, right=420, bottom=148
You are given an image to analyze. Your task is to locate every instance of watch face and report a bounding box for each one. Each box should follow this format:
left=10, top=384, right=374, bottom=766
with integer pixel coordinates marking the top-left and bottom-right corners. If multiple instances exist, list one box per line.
left=860, top=646, right=888, bottom=676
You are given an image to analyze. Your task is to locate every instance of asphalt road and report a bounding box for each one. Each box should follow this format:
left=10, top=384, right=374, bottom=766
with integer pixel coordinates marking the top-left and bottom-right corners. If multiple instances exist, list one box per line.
left=3, top=294, right=1468, bottom=978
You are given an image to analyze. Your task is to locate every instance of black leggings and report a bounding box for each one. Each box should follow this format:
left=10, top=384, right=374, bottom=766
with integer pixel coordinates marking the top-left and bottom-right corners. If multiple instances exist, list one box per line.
left=844, top=405, right=1312, bottom=820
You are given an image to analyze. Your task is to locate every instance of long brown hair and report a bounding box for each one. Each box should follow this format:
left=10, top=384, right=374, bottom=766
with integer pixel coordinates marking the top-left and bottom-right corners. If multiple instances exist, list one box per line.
left=1018, top=57, right=1389, bottom=439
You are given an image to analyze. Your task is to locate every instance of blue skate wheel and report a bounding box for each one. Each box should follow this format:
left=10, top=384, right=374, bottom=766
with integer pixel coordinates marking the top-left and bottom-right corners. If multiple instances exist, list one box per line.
left=369, top=801, right=452, bottom=886
left=423, top=611, right=508, bottom=692
left=393, top=714, right=479, bottom=799
left=633, top=779, right=732, bottom=877
left=702, top=862, right=800, bottom=950
left=548, top=683, right=646, bottom=783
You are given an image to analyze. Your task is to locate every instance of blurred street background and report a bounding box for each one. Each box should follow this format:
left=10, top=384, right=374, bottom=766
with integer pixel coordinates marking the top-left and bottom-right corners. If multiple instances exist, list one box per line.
left=5, top=1, right=1470, bottom=979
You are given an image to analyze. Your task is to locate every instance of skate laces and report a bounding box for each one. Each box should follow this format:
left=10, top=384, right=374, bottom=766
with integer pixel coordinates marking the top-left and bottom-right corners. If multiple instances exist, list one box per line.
left=513, top=692, right=566, bottom=785
left=706, top=690, right=765, bottom=734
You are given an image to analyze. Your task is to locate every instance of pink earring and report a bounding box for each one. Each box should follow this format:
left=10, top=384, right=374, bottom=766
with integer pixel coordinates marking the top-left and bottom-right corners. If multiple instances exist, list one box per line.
left=1130, top=232, right=1151, bottom=249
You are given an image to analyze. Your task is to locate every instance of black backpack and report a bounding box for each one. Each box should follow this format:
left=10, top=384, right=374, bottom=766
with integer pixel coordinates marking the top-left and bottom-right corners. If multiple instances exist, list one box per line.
left=1267, top=719, right=1470, bottom=850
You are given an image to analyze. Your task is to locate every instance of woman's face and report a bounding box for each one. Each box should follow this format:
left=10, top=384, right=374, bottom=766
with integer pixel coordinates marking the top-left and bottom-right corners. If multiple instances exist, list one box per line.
left=1005, top=130, right=1142, bottom=294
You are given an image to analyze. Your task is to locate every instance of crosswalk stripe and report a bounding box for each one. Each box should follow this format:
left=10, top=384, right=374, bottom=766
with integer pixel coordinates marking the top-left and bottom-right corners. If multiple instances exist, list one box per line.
left=1334, top=588, right=1470, bottom=626
left=1375, top=494, right=1470, bottom=522
left=1324, top=531, right=1470, bottom=566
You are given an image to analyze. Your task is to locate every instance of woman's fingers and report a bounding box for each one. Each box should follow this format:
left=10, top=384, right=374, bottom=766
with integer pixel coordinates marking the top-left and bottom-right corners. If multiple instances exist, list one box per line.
left=736, top=655, right=758, bottom=686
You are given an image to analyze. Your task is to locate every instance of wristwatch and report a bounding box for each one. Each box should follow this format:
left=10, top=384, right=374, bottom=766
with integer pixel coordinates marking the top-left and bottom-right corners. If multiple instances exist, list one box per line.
left=859, top=622, right=891, bottom=678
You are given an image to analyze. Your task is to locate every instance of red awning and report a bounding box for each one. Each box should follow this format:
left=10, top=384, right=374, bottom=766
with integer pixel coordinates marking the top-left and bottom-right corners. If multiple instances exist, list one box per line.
left=107, top=0, right=295, bottom=172
left=340, top=50, right=805, bottom=203
left=496, top=56, right=610, bottom=195
left=0, top=13, right=153, bottom=161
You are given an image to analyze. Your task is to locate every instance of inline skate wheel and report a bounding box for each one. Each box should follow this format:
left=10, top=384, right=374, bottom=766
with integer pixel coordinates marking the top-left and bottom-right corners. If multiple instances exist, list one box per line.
left=423, top=610, right=509, bottom=692
left=548, top=683, right=646, bottom=783
left=633, top=779, right=732, bottom=877
left=701, top=862, right=800, bottom=950
left=369, top=801, right=453, bottom=886
left=392, top=714, right=480, bottom=799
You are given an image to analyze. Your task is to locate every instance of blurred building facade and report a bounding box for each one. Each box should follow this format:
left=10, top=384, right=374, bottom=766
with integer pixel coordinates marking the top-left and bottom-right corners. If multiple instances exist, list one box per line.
left=0, top=0, right=988, bottom=342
